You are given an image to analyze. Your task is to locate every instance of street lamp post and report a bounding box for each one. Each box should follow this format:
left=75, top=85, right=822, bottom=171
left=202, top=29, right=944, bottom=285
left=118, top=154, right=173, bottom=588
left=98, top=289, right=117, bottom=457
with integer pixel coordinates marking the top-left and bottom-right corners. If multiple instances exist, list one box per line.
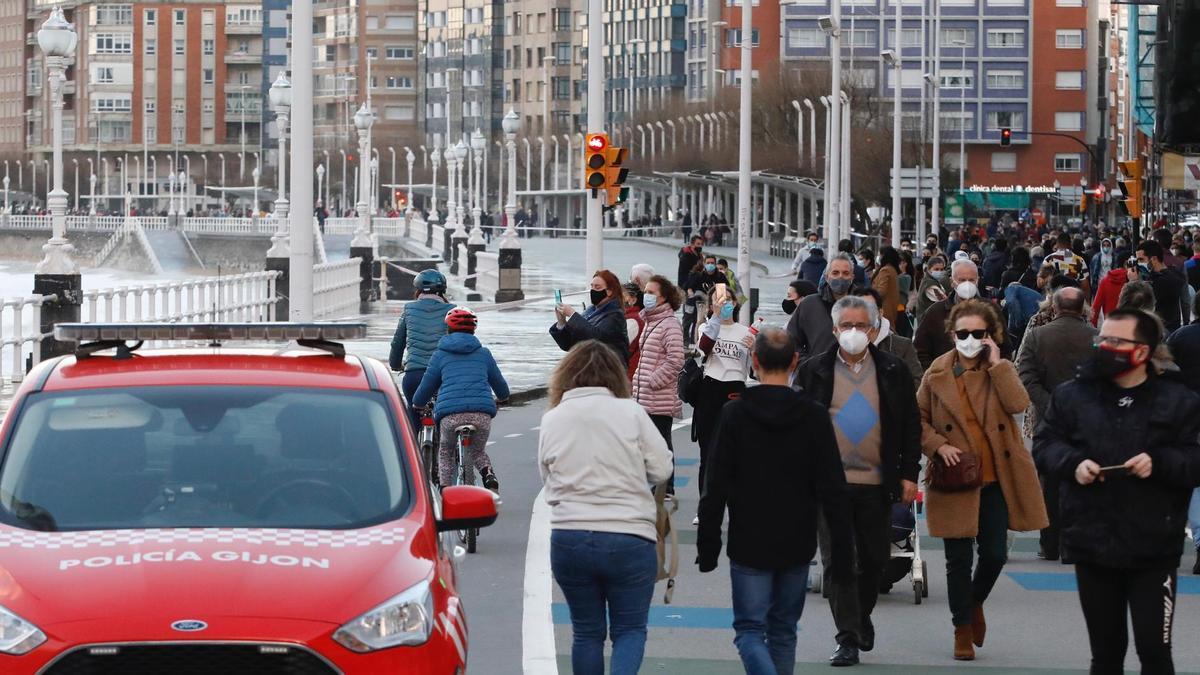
left=217, top=153, right=225, bottom=211
left=316, top=164, right=325, bottom=219
left=429, top=143, right=441, bottom=225
left=883, top=49, right=902, bottom=247
left=791, top=100, right=804, bottom=172
left=267, top=72, right=292, bottom=258
left=819, top=8, right=843, bottom=244
left=72, top=158, right=78, bottom=212
left=453, top=140, right=468, bottom=236
left=321, top=149, right=330, bottom=208
left=388, top=146, right=396, bottom=209
left=804, top=99, right=816, bottom=171
left=735, top=0, right=753, bottom=325
left=34, top=6, right=81, bottom=359
left=470, top=130, right=485, bottom=240
left=404, top=148, right=414, bottom=217
left=240, top=84, right=250, bottom=180
left=339, top=149, right=347, bottom=215
left=352, top=103, right=374, bottom=248
left=497, top=109, right=524, bottom=302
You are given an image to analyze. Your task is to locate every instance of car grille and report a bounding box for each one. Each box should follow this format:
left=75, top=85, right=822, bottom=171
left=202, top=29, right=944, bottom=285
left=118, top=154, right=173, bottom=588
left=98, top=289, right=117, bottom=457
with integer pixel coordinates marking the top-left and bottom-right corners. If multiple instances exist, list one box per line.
left=43, top=643, right=339, bottom=675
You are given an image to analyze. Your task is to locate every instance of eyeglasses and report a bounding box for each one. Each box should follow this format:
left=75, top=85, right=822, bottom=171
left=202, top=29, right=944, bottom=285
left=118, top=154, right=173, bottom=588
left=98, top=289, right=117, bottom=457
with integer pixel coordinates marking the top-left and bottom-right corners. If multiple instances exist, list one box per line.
left=837, top=323, right=873, bottom=331
left=954, top=329, right=988, bottom=340
left=1093, top=336, right=1144, bottom=349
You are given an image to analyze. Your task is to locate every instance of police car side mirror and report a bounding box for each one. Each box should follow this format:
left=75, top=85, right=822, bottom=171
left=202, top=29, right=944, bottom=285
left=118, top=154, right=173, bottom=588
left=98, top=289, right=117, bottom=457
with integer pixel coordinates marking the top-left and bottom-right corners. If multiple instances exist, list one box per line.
left=436, top=486, right=499, bottom=532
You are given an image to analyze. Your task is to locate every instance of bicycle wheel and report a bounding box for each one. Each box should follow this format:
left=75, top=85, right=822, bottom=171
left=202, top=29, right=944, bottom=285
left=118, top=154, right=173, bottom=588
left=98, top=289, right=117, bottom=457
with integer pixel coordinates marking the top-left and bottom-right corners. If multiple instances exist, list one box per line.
left=457, top=432, right=478, bottom=554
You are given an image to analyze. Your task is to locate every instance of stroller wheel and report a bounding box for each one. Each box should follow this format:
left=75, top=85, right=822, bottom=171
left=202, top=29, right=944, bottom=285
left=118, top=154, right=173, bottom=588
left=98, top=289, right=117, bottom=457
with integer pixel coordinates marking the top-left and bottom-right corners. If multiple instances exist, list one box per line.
left=914, top=580, right=924, bottom=605
left=921, top=562, right=930, bottom=597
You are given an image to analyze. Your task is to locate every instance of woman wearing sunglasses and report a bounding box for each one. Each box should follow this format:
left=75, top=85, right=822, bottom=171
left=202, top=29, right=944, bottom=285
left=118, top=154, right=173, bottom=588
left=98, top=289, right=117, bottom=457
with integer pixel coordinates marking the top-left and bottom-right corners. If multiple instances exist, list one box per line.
left=917, top=300, right=1048, bottom=661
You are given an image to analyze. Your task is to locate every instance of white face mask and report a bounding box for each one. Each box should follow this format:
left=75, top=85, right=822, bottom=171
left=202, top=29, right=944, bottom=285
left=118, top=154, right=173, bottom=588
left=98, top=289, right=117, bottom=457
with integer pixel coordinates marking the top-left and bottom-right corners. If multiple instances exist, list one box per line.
left=837, top=329, right=870, bottom=356
left=955, top=336, right=985, bottom=359
left=955, top=280, right=979, bottom=300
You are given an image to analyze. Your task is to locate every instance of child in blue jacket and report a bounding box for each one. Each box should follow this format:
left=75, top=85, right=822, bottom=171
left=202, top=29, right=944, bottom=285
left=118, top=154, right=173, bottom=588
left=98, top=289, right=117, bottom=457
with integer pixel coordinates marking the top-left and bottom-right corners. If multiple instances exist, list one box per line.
left=412, top=308, right=510, bottom=493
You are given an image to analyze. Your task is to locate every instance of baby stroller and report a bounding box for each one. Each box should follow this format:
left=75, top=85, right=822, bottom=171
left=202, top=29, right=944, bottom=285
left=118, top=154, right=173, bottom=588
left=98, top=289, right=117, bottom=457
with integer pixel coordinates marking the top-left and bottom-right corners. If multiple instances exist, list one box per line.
left=879, top=493, right=929, bottom=604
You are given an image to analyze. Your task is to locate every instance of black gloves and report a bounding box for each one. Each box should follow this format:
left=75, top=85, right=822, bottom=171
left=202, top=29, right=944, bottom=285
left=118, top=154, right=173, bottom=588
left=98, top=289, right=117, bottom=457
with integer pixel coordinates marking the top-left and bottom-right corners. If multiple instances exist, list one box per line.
left=696, top=554, right=718, bottom=573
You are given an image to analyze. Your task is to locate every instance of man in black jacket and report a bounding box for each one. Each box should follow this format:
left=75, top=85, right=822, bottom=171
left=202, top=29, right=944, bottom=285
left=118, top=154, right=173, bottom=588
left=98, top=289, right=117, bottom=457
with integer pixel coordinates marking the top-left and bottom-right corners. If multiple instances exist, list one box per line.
left=1166, top=293, right=1200, bottom=575
left=697, top=328, right=852, bottom=675
left=1034, top=309, right=1200, bottom=675
left=787, top=253, right=859, bottom=363
left=795, top=295, right=922, bottom=667
left=1136, top=239, right=1187, bottom=333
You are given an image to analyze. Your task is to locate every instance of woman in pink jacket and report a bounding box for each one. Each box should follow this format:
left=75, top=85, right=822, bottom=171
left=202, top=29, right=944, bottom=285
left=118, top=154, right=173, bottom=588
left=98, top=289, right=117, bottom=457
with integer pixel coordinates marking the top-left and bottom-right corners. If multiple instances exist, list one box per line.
left=634, top=275, right=686, bottom=497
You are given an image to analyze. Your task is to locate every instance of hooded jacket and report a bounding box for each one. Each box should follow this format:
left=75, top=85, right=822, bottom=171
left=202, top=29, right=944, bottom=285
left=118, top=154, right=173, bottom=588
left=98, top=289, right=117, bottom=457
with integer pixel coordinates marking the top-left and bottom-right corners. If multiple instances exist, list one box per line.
left=1090, top=268, right=1129, bottom=326
left=411, top=332, right=510, bottom=423
left=388, top=296, right=456, bottom=372
left=1034, top=368, right=1200, bottom=568
left=549, top=298, right=630, bottom=365
left=696, top=384, right=853, bottom=574
left=633, top=302, right=685, bottom=417
left=677, top=245, right=703, bottom=286
left=799, top=250, right=828, bottom=286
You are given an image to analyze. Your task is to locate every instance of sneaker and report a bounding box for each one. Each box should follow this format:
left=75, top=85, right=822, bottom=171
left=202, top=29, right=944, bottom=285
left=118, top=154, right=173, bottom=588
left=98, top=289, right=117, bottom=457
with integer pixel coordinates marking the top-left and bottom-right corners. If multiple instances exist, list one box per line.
left=692, top=514, right=700, bottom=526
left=481, top=468, right=500, bottom=495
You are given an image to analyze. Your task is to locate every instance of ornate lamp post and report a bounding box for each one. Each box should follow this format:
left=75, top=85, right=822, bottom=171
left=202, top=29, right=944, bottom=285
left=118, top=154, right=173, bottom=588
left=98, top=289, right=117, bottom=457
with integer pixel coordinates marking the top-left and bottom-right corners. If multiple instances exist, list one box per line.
left=453, top=140, right=468, bottom=238
left=351, top=103, right=374, bottom=247
left=404, top=147, right=415, bottom=217
left=470, top=130, right=485, bottom=238
left=316, top=163, right=325, bottom=216
left=267, top=72, right=291, bottom=257
left=500, top=110, right=521, bottom=247
left=168, top=172, right=177, bottom=216
left=429, top=143, right=441, bottom=225
left=35, top=6, right=78, bottom=274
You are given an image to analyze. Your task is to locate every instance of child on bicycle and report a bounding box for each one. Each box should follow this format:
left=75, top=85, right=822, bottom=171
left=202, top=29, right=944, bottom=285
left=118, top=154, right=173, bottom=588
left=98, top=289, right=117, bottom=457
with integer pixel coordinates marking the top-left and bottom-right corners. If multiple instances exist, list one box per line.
left=389, top=269, right=455, bottom=427
left=412, top=308, right=510, bottom=493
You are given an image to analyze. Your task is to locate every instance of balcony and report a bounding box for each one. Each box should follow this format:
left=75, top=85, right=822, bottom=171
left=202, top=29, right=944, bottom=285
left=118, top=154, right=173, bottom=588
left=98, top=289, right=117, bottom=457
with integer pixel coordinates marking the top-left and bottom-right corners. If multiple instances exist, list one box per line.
left=224, top=19, right=262, bottom=34
left=225, top=50, right=262, bottom=64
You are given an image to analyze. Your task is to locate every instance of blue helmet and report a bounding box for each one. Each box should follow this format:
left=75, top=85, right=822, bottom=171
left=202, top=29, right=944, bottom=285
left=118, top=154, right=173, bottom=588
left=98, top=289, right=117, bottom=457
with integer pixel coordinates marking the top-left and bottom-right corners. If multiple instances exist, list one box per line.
left=414, top=269, right=447, bottom=294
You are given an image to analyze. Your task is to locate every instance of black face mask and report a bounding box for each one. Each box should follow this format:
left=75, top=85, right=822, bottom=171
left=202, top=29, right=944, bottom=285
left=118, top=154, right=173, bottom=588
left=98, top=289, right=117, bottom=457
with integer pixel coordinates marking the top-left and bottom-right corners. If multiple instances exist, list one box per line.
left=782, top=299, right=798, bottom=315
left=1091, top=345, right=1143, bottom=379
left=590, top=289, right=608, bottom=307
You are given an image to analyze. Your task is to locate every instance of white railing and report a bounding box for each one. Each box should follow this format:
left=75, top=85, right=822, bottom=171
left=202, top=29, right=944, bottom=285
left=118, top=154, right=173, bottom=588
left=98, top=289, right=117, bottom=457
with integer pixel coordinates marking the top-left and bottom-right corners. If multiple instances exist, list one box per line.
left=82, top=271, right=280, bottom=325
left=0, top=295, right=50, bottom=383
left=323, top=217, right=358, bottom=235
left=313, top=257, right=361, bottom=319
left=184, top=217, right=256, bottom=234
left=410, top=217, right=428, bottom=247
left=373, top=217, right=403, bottom=238
left=94, top=217, right=163, bottom=273
left=129, top=220, right=165, bottom=275
left=475, top=251, right=500, bottom=298
left=313, top=226, right=328, bottom=264
left=4, top=215, right=49, bottom=230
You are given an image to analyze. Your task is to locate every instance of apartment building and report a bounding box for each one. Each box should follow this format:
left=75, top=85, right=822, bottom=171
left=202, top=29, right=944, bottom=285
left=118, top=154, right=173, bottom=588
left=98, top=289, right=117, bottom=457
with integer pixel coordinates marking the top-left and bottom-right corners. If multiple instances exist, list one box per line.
left=500, top=3, right=586, bottom=138
left=604, top=0, right=688, bottom=123
left=0, top=0, right=23, bottom=157
left=418, top=0, right=504, bottom=150
left=782, top=0, right=1107, bottom=212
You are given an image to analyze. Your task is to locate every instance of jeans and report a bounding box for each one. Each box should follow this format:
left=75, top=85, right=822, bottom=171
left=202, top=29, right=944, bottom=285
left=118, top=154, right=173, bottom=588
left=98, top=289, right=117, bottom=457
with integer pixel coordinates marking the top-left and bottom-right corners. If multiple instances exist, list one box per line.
left=1189, top=489, right=1200, bottom=550
left=649, top=414, right=675, bottom=493
left=817, top=485, right=891, bottom=648
left=401, top=368, right=426, bottom=431
left=943, top=483, right=1009, bottom=627
left=551, top=530, right=658, bottom=675
left=1076, top=563, right=1177, bottom=675
left=729, top=561, right=810, bottom=675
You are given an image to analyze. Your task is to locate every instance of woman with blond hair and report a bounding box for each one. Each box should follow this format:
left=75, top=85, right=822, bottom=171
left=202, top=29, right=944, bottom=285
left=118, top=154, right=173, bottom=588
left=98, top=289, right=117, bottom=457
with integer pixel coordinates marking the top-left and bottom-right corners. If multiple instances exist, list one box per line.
left=917, top=299, right=1048, bottom=661
left=538, top=340, right=673, bottom=675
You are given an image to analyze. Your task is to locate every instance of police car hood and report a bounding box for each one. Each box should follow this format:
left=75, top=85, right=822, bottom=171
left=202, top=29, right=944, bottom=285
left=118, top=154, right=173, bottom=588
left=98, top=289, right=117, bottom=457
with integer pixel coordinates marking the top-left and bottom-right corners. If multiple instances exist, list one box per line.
left=0, top=522, right=429, bottom=630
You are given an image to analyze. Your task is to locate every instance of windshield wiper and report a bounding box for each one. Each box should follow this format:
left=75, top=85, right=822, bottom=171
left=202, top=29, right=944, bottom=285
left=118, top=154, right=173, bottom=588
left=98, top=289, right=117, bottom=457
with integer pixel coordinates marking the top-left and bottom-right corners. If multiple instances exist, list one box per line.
left=4, top=495, right=57, bottom=532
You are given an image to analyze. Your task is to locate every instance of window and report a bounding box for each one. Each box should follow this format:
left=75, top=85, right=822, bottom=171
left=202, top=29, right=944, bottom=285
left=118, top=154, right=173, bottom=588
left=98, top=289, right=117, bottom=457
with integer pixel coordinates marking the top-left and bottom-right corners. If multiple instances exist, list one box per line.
left=203, top=68, right=214, bottom=84
left=174, top=9, right=185, bottom=25
left=383, top=105, right=414, bottom=121
left=940, top=69, right=974, bottom=89
left=96, top=5, right=133, bottom=25
left=145, top=8, right=156, bottom=25
left=1055, top=70, right=1083, bottom=89
left=144, top=100, right=156, bottom=113
left=144, top=39, right=156, bottom=55
left=1054, top=111, right=1084, bottom=131
left=385, top=14, right=414, bottom=30
left=386, top=76, right=413, bottom=89
left=554, top=42, right=570, bottom=63
left=93, top=95, right=133, bottom=112
left=203, top=9, right=213, bottom=25
left=991, top=152, right=1017, bottom=172
left=425, top=11, right=446, bottom=27
left=788, top=28, right=824, bottom=48
left=985, top=111, right=1024, bottom=130
left=366, top=16, right=378, bottom=30
left=95, top=67, right=115, bottom=84
left=986, top=70, right=1023, bottom=88
left=940, top=111, right=974, bottom=132
left=385, top=46, right=414, bottom=60
left=174, top=39, right=184, bottom=55
left=986, top=29, right=1024, bottom=48
left=845, top=28, right=876, bottom=47
left=1056, top=29, right=1083, bottom=49
left=203, top=39, right=214, bottom=55
left=726, top=28, right=760, bottom=47
left=98, top=121, right=132, bottom=143
left=940, top=27, right=974, bottom=48
left=887, top=28, right=922, bottom=48
left=1056, top=0, right=1083, bottom=5
left=553, top=8, right=571, bottom=31
left=1054, top=153, right=1082, bottom=172
left=94, top=34, right=133, bottom=54
left=366, top=47, right=378, bottom=59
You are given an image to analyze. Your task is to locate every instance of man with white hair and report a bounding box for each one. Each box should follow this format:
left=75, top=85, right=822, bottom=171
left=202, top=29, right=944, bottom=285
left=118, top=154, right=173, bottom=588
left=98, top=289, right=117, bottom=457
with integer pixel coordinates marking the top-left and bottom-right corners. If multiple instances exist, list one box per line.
left=630, top=263, right=655, bottom=291
left=913, top=258, right=1008, bottom=370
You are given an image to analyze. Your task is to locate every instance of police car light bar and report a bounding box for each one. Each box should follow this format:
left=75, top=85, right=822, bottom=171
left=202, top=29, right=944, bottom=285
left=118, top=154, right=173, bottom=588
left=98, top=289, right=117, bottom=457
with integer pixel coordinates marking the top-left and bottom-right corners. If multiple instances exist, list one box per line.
left=54, top=322, right=369, bottom=344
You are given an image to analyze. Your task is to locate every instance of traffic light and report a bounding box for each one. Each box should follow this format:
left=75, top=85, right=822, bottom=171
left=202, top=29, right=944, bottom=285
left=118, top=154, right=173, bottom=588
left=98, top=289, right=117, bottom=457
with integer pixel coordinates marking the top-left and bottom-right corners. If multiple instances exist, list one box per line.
left=1000, top=127, right=1012, bottom=146
left=584, top=133, right=609, bottom=189
left=393, top=189, right=406, bottom=209
left=602, top=145, right=630, bottom=208
left=1117, top=159, right=1143, bottom=220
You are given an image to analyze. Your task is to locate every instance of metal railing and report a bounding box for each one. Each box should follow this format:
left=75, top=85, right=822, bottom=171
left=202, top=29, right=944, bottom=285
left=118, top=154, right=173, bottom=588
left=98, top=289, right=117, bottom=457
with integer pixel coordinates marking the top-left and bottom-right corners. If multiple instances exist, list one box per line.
left=313, top=258, right=361, bottom=319
left=82, top=271, right=280, bottom=325
left=0, top=295, right=50, bottom=383
left=1, top=215, right=413, bottom=239
left=94, top=217, right=163, bottom=274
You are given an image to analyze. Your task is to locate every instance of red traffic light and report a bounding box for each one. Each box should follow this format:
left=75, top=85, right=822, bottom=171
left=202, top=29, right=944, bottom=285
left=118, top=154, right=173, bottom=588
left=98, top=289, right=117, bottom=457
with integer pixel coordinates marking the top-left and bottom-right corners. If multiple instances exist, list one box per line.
left=586, top=133, right=609, bottom=152
left=1000, top=127, right=1012, bottom=146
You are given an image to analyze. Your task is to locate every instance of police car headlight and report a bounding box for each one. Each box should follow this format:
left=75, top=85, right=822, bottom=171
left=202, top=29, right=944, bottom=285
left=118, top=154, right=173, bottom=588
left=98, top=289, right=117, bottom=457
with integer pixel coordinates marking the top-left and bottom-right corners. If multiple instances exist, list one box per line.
left=332, top=579, right=434, bottom=652
left=0, top=605, right=45, bottom=655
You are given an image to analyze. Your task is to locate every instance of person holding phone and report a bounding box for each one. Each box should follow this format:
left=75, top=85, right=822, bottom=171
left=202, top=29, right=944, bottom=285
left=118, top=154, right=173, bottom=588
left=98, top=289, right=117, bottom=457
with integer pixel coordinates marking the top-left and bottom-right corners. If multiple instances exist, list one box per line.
left=917, top=299, right=1048, bottom=661
left=550, top=270, right=630, bottom=365
left=1034, top=308, right=1200, bottom=675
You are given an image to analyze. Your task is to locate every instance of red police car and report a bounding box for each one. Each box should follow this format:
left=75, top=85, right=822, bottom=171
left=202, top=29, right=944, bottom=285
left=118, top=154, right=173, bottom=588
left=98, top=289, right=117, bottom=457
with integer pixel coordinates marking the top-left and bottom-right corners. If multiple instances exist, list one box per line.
left=0, top=323, right=498, bottom=674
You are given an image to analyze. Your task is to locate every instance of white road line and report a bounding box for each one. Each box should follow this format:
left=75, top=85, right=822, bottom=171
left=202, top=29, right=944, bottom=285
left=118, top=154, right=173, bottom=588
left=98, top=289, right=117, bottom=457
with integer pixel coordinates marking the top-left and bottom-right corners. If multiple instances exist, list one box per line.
left=505, top=433, right=524, bottom=438
left=522, top=486, right=558, bottom=675
left=530, top=426, right=541, bottom=431
left=486, top=441, right=496, bottom=447
left=671, top=416, right=694, bottom=432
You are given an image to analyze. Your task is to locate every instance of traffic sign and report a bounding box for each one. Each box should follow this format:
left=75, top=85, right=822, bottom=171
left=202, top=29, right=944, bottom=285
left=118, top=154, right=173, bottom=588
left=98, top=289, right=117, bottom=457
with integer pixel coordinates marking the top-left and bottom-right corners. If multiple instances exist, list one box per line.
left=1030, top=207, right=1045, bottom=224
left=586, top=134, right=608, bottom=152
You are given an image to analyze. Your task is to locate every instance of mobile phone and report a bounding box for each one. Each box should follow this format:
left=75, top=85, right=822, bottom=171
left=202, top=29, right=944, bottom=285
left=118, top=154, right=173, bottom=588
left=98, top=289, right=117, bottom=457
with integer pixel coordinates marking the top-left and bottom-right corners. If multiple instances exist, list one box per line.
left=1098, top=464, right=1128, bottom=474
left=554, top=289, right=562, bottom=304
left=713, top=283, right=728, bottom=305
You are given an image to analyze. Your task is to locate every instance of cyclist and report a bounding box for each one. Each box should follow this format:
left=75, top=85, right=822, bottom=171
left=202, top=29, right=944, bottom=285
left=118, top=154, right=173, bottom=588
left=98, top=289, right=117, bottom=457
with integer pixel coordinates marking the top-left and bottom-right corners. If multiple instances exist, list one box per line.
left=389, top=269, right=455, bottom=426
left=412, top=308, right=510, bottom=493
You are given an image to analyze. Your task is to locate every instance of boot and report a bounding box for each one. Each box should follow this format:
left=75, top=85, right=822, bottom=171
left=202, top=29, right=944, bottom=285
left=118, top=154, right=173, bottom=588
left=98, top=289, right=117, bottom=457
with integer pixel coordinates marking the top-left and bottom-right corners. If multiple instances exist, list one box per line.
left=954, top=625, right=975, bottom=661
left=971, top=604, right=987, bottom=648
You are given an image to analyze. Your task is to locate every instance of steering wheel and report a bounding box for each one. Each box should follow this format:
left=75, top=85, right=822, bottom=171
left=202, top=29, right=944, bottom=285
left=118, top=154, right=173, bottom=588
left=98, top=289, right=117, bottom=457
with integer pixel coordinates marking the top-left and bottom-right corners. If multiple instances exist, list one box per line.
left=254, top=479, right=362, bottom=521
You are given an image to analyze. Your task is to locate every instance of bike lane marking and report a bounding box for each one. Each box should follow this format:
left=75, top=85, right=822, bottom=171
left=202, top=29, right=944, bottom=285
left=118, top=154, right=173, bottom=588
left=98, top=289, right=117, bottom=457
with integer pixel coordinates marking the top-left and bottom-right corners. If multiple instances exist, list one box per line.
left=522, top=486, right=558, bottom=675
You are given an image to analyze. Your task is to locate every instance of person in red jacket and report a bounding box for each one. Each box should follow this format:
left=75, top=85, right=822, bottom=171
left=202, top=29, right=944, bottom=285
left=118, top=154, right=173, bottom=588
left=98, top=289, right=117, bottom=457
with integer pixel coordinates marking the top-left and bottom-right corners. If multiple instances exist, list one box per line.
left=622, top=282, right=647, bottom=379
left=1091, top=255, right=1137, bottom=326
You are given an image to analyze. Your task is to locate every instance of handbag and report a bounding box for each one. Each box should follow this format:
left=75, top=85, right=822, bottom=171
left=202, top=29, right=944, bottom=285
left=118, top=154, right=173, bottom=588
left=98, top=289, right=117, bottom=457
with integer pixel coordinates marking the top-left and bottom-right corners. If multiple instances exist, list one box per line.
left=678, top=354, right=707, bottom=405
left=929, top=452, right=983, bottom=492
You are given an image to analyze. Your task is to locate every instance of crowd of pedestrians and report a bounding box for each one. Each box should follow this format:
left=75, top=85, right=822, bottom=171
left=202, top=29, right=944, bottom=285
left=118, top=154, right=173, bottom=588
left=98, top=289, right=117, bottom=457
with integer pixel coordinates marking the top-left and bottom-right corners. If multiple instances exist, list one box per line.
left=536, top=218, right=1200, bottom=675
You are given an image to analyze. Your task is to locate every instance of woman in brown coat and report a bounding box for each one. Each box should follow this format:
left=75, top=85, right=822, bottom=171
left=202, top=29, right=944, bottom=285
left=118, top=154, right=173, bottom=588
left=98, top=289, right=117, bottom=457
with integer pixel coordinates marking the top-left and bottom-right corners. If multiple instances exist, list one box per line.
left=872, top=247, right=902, bottom=327
left=917, top=300, right=1048, bottom=662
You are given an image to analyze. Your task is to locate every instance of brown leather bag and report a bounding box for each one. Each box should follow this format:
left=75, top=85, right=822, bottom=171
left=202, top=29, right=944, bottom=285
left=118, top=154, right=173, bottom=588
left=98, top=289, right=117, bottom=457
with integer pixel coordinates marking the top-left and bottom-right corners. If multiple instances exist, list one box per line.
left=929, top=452, right=983, bottom=492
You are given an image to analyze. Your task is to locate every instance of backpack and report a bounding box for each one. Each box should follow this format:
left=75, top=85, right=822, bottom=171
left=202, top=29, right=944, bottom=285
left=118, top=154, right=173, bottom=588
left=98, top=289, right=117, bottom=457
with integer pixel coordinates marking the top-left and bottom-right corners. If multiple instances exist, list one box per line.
left=653, top=481, right=679, bottom=604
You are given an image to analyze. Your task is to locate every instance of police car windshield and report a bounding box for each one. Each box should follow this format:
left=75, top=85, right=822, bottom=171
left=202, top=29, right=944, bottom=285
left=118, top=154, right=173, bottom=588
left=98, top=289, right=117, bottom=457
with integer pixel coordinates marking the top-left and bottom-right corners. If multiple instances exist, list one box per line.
left=0, top=387, right=411, bottom=531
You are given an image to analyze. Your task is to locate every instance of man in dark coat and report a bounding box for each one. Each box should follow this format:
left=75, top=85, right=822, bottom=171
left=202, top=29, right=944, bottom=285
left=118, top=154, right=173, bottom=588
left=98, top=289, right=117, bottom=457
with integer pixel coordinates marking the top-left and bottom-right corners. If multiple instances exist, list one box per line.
left=677, top=235, right=704, bottom=287
left=795, top=296, right=921, bottom=666
left=1035, top=308, right=1200, bottom=675
left=787, top=253, right=858, bottom=363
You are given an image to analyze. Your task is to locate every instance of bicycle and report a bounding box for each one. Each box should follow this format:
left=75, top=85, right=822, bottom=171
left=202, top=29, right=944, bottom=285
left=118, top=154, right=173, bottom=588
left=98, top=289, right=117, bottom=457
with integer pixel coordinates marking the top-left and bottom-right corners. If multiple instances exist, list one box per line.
left=451, top=423, right=480, bottom=554
left=417, top=402, right=439, bottom=488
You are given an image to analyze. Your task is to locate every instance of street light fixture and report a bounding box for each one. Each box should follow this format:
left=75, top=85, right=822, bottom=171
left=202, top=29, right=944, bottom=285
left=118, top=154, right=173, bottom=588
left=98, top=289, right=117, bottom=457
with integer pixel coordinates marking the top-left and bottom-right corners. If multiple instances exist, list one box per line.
left=352, top=102, right=374, bottom=247
left=267, top=72, right=292, bottom=257
left=453, top=140, right=469, bottom=238
left=469, top=129, right=485, bottom=244
left=883, top=48, right=902, bottom=246
left=35, top=6, right=78, bottom=275
left=500, top=109, right=521, bottom=247
left=404, top=147, right=415, bottom=217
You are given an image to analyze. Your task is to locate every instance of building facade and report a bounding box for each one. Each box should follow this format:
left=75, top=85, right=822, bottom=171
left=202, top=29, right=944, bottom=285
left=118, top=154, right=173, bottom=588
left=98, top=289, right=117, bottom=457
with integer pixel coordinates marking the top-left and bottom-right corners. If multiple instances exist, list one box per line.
left=603, top=0, right=688, bottom=124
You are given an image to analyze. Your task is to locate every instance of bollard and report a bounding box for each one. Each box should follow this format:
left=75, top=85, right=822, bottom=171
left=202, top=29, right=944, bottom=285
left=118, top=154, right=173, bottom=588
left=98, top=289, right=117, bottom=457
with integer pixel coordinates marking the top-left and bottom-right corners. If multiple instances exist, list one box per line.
left=466, top=241, right=485, bottom=291
left=34, top=272, right=82, bottom=360
left=350, top=244, right=375, bottom=311
left=442, top=228, right=453, bottom=270
left=265, top=256, right=291, bottom=320
left=450, top=232, right=468, bottom=276
left=495, top=247, right=524, bottom=303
